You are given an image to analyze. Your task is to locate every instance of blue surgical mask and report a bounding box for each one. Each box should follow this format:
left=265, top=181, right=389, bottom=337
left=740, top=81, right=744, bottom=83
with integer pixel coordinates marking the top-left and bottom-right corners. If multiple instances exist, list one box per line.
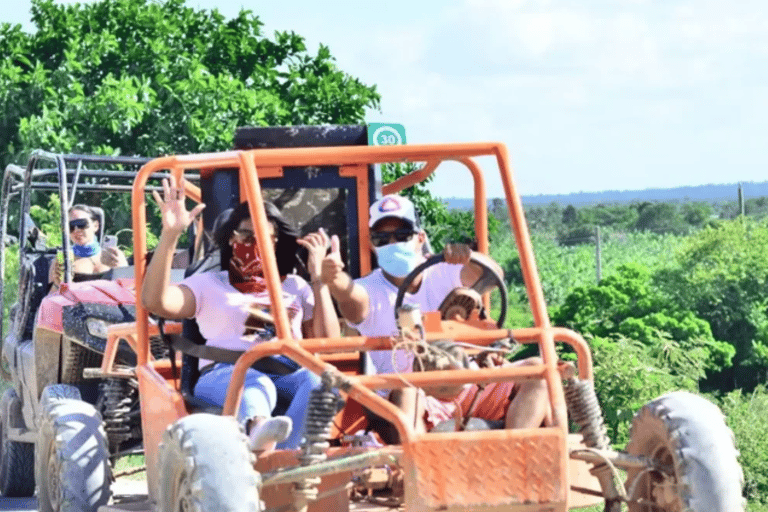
left=375, top=240, right=421, bottom=278
left=72, top=240, right=101, bottom=258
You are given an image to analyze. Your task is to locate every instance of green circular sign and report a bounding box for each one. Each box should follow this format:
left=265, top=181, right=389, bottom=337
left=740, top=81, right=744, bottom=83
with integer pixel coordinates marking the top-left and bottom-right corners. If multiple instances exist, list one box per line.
left=372, top=125, right=404, bottom=146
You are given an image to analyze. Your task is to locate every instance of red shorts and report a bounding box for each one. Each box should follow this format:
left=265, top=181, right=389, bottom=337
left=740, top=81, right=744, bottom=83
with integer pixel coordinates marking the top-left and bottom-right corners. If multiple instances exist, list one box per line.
left=423, top=380, right=517, bottom=429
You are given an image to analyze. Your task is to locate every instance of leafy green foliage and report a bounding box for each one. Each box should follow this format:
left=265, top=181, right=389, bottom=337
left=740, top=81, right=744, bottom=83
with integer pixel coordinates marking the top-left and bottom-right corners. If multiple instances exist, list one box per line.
left=659, top=218, right=768, bottom=389
left=718, top=386, right=768, bottom=507
left=524, top=200, right=713, bottom=246
left=0, top=0, right=380, bottom=164
left=28, top=193, right=62, bottom=246
left=553, top=263, right=734, bottom=374
left=634, top=201, right=689, bottom=235
left=493, top=229, right=687, bottom=309
left=589, top=335, right=696, bottom=446
left=1, top=245, right=19, bottom=338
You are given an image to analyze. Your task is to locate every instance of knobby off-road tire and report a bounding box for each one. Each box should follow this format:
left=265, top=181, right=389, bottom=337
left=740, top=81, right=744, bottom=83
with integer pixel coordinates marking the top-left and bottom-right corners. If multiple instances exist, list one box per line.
left=40, top=383, right=82, bottom=403
left=625, top=391, right=744, bottom=512
left=158, top=414, right=261, bottom=512
left=0, top=388, right=34, bottom=497
left=36, top=385, right=112, bottom=512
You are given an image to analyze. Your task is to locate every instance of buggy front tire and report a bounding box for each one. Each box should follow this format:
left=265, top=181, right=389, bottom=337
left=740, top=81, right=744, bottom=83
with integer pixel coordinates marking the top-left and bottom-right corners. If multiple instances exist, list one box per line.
left=625, top=391, right=744, bottom=512
left=35, top=392, right=112, bottom=512
left=158, top=413, right=261, bottom=512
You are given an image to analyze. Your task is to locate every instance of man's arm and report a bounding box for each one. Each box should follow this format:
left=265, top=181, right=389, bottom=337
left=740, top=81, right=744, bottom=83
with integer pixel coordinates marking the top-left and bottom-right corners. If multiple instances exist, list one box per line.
left=319, top=236, right=370, bottom=325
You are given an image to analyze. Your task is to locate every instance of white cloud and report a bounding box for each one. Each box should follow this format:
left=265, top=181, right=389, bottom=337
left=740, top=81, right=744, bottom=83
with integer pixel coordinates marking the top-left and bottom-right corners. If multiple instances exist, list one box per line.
left=7, top=0, right=768, bottom=196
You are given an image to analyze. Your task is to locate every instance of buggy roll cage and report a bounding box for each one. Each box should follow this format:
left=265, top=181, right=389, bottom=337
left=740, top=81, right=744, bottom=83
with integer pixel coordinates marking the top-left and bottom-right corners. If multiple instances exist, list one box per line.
left=0, top=150, right=198, bottom=342
left=130, top=142, right=595, bottom=445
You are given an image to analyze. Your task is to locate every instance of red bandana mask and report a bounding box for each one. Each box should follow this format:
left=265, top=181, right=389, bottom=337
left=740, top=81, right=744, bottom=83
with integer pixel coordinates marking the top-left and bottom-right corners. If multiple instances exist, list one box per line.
left=229, top=241, right=267, bottom=294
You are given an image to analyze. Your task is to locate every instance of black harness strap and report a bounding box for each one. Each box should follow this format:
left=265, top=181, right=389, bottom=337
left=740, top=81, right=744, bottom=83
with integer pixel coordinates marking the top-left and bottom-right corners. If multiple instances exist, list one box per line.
left=166, top=333, right=296, bottom=376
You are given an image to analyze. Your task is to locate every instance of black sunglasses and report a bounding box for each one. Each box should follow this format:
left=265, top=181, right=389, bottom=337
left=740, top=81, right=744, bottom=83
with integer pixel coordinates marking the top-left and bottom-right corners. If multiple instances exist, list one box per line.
left=370, top=229, right=417, bottom=248
left=69, top=219, right=90, bottom=232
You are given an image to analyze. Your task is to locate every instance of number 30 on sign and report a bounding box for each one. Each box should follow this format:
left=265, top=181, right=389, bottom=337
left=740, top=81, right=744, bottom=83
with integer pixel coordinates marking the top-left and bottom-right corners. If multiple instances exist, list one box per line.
left=368, top=123, right=406, bottom=146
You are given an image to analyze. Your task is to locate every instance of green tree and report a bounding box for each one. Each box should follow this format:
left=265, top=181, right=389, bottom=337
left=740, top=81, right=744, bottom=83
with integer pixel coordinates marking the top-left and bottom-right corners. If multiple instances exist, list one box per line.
left=553, top=263, right=734, bottom=375
left=634, top=202, right=687, bottom=235
left=659, top=218, right=768, bottom=390
left=0, top=0, right=380, bottom=165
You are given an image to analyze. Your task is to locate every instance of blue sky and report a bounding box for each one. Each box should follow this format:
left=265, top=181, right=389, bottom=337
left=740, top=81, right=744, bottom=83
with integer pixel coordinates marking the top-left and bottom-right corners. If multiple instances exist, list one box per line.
left=5, top=0, right=768, bottom=198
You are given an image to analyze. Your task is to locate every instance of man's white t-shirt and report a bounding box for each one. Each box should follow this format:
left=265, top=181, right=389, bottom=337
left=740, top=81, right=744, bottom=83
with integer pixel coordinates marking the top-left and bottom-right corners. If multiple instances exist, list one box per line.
left=348, top=263, right=463, bottom=375
left=180, top=271, right=309, bottom=368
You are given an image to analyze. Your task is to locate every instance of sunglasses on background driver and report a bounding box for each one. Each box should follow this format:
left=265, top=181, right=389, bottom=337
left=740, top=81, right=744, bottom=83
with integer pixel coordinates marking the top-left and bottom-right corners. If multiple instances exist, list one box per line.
left=370, top=229, right=417, bottom=248
left=69, top=219, right=90, bottom=231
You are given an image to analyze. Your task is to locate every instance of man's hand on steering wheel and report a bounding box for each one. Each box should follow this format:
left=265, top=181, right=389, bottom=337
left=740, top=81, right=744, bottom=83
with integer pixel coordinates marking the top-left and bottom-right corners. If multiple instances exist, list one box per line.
left=394, top=252, right=508, bottom=328
left=443, top=243, right=472, bottom=265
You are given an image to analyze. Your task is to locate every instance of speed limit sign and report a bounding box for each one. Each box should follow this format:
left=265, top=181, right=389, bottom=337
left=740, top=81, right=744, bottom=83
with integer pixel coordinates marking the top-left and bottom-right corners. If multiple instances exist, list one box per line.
left=368, top=123, right=406, bottom=146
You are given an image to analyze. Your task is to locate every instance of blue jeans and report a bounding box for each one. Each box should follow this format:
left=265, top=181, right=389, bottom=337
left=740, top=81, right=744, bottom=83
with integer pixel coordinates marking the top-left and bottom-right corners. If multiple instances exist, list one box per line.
left=193, top=362, right=321, bottom=450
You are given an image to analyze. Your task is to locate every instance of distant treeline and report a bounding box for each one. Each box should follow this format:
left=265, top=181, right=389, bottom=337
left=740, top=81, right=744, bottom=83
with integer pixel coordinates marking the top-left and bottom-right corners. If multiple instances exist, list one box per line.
left=444, top=181, right=768, bottom=209
left=447, top=190, right=768, bottom=246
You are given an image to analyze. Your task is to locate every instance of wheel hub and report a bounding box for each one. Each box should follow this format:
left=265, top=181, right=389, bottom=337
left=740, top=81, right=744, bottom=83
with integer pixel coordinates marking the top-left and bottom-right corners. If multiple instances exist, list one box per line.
left=652, top=474, right=683, bottom=512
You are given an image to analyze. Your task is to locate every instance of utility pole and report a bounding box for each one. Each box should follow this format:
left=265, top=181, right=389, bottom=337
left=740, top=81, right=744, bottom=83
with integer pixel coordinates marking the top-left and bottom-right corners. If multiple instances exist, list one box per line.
left=738, top=183, right=745, bottom=217
left=595, top=226, right=602, bottom=283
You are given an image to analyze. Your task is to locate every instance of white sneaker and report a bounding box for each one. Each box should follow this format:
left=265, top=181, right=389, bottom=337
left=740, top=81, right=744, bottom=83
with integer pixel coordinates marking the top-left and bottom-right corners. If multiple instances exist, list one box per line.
left=248, top=416, right=292, bottom=451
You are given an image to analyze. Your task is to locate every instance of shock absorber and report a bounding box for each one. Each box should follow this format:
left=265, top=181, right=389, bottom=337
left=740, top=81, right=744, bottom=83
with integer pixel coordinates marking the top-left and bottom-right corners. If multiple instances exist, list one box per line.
left=293, top=370, right=341, bottom=512
left=564, top=377, right=610, bottom=449
left=564, top=378, right=623, bottom=512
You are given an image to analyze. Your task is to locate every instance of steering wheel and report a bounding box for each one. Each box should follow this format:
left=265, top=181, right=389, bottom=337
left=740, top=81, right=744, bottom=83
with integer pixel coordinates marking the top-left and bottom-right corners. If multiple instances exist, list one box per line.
left=394, top=253, right=508, bottom=328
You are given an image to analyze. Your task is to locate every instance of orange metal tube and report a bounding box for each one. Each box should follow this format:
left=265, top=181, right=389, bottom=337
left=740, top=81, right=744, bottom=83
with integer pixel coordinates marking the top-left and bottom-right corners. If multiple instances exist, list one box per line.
left=540, top=328, right=568, bottom=428
left=237, top=153, right=293, bottom=341
left=355, top=364, right=546, bottom=390
left=339, top=164, right=374, bottom=275
left=493, top=145, right=550, bottom=329
left=382, top=159, right=440, bottom=195
left=511, top=327, right=593, bottom=381
left=457, top=157, right=489, bottom=257
left=132, top=156, right=180, bottom=366
left=221, top=340, right=416, bottom=444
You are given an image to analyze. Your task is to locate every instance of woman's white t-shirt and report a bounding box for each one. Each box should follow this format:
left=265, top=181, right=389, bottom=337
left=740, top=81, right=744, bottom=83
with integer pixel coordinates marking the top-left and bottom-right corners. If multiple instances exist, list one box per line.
left=180, top=271, right=311, bottom=368
left=348, top=263, right=463, bottom=375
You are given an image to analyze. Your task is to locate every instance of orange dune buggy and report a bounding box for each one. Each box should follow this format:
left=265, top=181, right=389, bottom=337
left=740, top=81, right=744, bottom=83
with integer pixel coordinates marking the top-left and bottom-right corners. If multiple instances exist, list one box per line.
left=68, top=126, right=741, bottom=512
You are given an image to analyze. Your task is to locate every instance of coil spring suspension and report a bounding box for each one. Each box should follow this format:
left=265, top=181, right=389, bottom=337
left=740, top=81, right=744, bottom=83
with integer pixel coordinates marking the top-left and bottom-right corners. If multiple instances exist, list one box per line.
left=97, top=377, right=139, bottom=454
left=565, top=378, right=624, bottom=512
left=293, top=374, right=340, bottom=512
left=564, top=377, right=610, bottom=449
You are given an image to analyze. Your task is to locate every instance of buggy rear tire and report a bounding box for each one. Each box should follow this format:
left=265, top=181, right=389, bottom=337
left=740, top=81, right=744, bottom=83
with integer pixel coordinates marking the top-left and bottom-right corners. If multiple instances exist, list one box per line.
left=36, top=389, right=112, bottom=512
left=158, top=414, right=261, bottom=512
left=625, top=391, right=744, bottom=512
left=0, top=388, right=34, bottom=497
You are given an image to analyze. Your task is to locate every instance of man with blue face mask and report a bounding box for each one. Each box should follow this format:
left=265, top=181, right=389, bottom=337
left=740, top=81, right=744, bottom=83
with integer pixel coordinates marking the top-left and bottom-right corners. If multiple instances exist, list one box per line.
left=320, top=195, right=550, bottom=442
left=321, top=194, right=496, bottom=375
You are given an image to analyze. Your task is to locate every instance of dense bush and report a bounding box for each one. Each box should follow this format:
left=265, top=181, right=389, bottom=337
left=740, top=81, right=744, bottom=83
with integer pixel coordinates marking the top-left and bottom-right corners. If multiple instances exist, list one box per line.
left=588, top=335, right=696, bottom=446
left=660, top=218, right=768, bottom=390
left=718, top=386, right=768, bottom=508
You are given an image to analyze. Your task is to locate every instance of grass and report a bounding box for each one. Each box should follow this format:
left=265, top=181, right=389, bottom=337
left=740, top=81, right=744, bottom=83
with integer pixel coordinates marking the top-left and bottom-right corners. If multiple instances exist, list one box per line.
left=113, top=454, right=146, bottom=481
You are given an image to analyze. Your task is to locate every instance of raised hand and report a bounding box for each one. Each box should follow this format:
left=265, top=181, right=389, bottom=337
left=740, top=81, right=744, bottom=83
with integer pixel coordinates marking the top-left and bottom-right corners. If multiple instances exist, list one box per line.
left=443, top=243, right=472, bottom=265
left=151, top=175, right=205, bottom=237
left=297, top=228, right=332, bottom=283
left=319, top=232, right=345, bottom=286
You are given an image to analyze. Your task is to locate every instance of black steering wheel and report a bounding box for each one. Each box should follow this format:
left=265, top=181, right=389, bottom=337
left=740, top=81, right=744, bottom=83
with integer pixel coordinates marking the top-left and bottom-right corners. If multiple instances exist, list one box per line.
left=394, top=253, right=508, bottom=328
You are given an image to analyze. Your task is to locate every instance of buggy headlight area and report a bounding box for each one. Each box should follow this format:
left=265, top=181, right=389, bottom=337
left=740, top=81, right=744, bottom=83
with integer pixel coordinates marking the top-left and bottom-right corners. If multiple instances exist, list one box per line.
left=85, top=318, right=109, bottom=339
left=62, top=302, right=137, bottom=364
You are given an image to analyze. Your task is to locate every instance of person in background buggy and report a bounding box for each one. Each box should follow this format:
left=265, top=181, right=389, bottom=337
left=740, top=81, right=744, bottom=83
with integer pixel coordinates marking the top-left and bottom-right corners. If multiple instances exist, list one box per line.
left=49, top=204, right=128, bottom=287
